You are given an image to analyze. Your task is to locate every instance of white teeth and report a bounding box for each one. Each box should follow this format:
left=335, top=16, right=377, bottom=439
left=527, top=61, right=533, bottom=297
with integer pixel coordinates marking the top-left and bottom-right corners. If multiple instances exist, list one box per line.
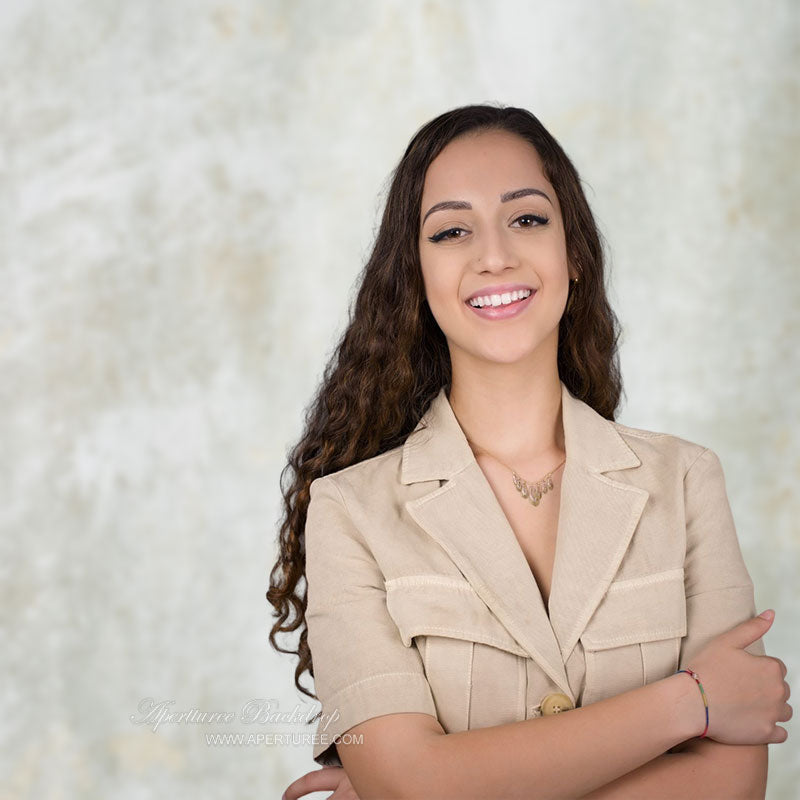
left=468, top=288, right=532, bottom=308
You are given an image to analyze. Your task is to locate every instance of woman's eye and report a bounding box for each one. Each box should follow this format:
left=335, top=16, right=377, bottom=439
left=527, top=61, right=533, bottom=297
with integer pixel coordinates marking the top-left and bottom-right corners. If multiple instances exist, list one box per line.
left=427, top=214, right=549, bottom=244
left=427, top=227, right=466, bottom=243
left=513, top=213, right=550, bottom=228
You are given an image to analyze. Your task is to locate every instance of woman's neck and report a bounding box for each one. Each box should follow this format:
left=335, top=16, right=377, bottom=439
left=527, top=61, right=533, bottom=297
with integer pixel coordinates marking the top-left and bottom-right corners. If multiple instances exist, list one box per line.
left=447, top=372, right=566, bottom=473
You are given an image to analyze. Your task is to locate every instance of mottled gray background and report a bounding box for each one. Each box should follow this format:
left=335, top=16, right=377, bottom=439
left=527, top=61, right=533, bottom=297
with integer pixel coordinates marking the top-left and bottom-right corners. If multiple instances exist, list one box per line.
left=2, top=1, right=797, bottom=798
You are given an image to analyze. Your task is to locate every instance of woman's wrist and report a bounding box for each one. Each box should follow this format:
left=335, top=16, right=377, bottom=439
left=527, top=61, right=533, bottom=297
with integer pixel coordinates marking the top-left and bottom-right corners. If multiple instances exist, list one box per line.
left=660, top=671, right=709, bottom=743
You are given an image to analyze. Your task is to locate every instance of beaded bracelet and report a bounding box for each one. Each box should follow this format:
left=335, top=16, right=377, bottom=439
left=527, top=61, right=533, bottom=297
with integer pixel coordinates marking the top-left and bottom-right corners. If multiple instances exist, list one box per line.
left=675, top=668, right=709, bottom=738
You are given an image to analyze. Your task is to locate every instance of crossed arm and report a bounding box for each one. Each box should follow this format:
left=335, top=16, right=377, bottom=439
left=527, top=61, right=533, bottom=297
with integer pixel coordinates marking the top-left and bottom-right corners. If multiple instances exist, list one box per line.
left=575, top=738, right=767, bottom=799
left=331, top=673, right=768, bottom=800
left=285, top=718, right=768, bottom=800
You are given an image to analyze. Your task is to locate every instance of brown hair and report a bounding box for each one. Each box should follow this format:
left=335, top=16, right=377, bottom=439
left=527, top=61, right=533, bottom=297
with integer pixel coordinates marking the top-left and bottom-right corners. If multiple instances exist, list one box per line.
left=267, top=102, right=623, bottom=701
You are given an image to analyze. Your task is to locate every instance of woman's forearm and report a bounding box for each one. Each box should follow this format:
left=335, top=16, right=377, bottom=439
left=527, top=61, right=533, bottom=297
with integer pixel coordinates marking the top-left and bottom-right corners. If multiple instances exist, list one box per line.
left=405, top=673, right=708, bottom=800
left=575, top=740, right=768, bottom=800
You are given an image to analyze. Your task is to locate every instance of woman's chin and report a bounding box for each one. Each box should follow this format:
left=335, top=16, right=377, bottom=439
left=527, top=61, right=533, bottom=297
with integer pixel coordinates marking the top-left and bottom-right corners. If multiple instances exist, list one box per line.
left=452, top=342, right=549, bottom=368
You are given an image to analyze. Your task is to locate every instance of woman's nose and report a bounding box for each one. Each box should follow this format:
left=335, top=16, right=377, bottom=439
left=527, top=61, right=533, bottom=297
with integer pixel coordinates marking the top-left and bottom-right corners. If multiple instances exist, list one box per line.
left=475, top=226, right=520, bottom=271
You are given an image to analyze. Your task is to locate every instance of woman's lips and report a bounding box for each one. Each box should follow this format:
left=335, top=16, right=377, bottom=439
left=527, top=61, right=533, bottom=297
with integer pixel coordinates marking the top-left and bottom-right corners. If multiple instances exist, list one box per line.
left=465, top=290, right=536, bottom=320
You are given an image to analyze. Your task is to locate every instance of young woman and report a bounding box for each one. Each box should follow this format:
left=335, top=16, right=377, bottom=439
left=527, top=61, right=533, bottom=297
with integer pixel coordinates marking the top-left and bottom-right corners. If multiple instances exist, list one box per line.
left=269, top=104, right=791, bottom=799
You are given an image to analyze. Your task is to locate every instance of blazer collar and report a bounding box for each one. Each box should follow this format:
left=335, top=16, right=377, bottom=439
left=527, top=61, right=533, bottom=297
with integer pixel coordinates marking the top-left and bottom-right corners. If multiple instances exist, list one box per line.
left=400, top=381, right=649, bottom=700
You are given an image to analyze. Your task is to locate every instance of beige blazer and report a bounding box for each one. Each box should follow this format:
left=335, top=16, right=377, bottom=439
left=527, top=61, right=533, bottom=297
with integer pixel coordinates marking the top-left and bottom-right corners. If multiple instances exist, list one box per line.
left=304, top=381, right=764, bottom=767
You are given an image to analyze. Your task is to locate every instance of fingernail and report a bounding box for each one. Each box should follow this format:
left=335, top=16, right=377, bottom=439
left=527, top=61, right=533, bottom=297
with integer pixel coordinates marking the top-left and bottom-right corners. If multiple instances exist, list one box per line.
left=759, top=609, right=774, bottom=620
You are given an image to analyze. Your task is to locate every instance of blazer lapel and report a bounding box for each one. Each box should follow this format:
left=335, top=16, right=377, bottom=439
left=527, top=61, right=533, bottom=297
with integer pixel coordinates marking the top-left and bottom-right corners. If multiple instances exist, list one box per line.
left=401, top=381, right=649, bottom=699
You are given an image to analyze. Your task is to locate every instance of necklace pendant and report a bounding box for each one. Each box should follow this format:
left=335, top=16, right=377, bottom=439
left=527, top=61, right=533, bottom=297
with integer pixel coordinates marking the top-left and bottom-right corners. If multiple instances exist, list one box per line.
left=509, top=464, right=562, bottom=509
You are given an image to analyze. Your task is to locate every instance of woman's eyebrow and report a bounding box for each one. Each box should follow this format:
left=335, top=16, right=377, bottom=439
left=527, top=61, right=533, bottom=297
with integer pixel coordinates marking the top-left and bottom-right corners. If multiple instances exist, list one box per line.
left=422, top=187, right=552, bottom=224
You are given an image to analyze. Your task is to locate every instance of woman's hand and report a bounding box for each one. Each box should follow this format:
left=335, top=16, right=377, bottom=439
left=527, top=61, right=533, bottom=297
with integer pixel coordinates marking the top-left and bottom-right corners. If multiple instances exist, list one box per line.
left=685, top=610, right=792, bottom=745
left=282, top=766, right=361, bottom=800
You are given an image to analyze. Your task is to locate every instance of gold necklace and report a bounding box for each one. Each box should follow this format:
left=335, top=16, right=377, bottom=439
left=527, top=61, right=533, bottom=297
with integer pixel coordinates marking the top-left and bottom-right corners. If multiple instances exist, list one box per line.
left=468, top=439, right=566, bottom=508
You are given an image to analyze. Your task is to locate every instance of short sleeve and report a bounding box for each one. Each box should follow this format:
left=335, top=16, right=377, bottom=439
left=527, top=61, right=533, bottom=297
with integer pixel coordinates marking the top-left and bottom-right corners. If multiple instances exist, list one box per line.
left=304, top=476, right=437, bottom=767
left=678, top=447, right=765, bottom=671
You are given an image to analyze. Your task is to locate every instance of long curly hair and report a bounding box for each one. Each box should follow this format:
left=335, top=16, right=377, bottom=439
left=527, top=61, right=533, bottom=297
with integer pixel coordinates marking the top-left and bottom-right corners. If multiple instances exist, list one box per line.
left=267, top=102, right=624, bottom=702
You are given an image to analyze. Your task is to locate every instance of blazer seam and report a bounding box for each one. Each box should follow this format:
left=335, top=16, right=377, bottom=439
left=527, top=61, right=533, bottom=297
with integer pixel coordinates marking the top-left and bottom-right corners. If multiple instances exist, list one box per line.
left=329, top=475, right=353, bottom=517
left=385, top=575, right=473, bottom=591
left=683, top=446, right=711, bottom=481
left=313, top=477, right=385, bottom=612
left=584, top=626, right=685, bottom=648
left=398, top=625, right=524, bottom=653
left=685, top=583, right=753, bottom=600
left=330, top=671, right=430, bottom=698
left=607, top=567, right=685, bottom=592
left=410, top=462, right=473, bottom=506
left=327, top=476, right=375, bottom=556
left=325, top=444, right=403, bottom=482
left=612, top=423, right=669, bottom=440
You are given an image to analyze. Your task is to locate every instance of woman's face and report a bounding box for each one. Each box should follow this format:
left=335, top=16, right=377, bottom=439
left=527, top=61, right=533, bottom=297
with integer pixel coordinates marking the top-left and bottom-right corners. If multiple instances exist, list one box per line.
left=418, top=129, right=574, bottom=369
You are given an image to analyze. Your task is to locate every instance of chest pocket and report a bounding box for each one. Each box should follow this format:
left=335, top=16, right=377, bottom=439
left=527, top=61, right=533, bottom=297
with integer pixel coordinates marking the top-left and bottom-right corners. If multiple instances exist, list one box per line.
left=385, top=576, right=528, bottom=733
left=580, top=568, right=687, bottom=705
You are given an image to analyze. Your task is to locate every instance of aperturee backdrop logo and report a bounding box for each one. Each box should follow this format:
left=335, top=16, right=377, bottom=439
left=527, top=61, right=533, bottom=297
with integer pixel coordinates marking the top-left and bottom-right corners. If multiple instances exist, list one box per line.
left=128, top=697, right=361, bottom=748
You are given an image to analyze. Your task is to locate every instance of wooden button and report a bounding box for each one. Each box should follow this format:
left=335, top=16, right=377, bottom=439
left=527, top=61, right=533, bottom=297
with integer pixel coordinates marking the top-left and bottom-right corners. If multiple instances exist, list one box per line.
left=541, top=692, right=574, bottom=715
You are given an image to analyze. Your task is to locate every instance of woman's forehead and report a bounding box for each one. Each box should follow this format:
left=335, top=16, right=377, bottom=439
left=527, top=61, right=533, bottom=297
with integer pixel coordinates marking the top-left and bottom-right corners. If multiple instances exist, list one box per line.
left=420, top=131, right=554, bottom=209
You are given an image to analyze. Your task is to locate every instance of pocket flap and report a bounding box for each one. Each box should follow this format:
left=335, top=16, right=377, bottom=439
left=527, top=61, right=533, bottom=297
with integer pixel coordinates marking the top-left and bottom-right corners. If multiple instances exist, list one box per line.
left=385, top=575, right=528, bottom=657
left=581, top=568, right=687, bottom=650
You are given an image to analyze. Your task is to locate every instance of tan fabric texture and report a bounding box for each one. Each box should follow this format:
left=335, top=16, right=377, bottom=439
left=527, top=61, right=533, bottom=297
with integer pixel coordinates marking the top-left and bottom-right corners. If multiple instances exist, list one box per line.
left=304, top=381, right=764, bottom=767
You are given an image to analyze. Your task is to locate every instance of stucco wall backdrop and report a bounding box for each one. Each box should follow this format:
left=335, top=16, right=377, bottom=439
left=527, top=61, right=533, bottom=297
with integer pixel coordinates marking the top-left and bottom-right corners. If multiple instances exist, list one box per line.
left=2, top=1, right=797, bottom=798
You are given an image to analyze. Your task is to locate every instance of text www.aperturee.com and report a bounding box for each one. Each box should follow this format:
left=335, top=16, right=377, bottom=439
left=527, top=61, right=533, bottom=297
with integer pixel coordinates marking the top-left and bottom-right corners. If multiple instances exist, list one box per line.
left=204, top=732, right=363, bottom=747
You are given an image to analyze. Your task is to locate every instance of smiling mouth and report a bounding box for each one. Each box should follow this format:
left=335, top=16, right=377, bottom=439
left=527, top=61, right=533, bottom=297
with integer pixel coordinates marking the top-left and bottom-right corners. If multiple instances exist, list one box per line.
left=466, top=288, right=533, bottom=309
left=465, top=289, right=537, bottom=321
